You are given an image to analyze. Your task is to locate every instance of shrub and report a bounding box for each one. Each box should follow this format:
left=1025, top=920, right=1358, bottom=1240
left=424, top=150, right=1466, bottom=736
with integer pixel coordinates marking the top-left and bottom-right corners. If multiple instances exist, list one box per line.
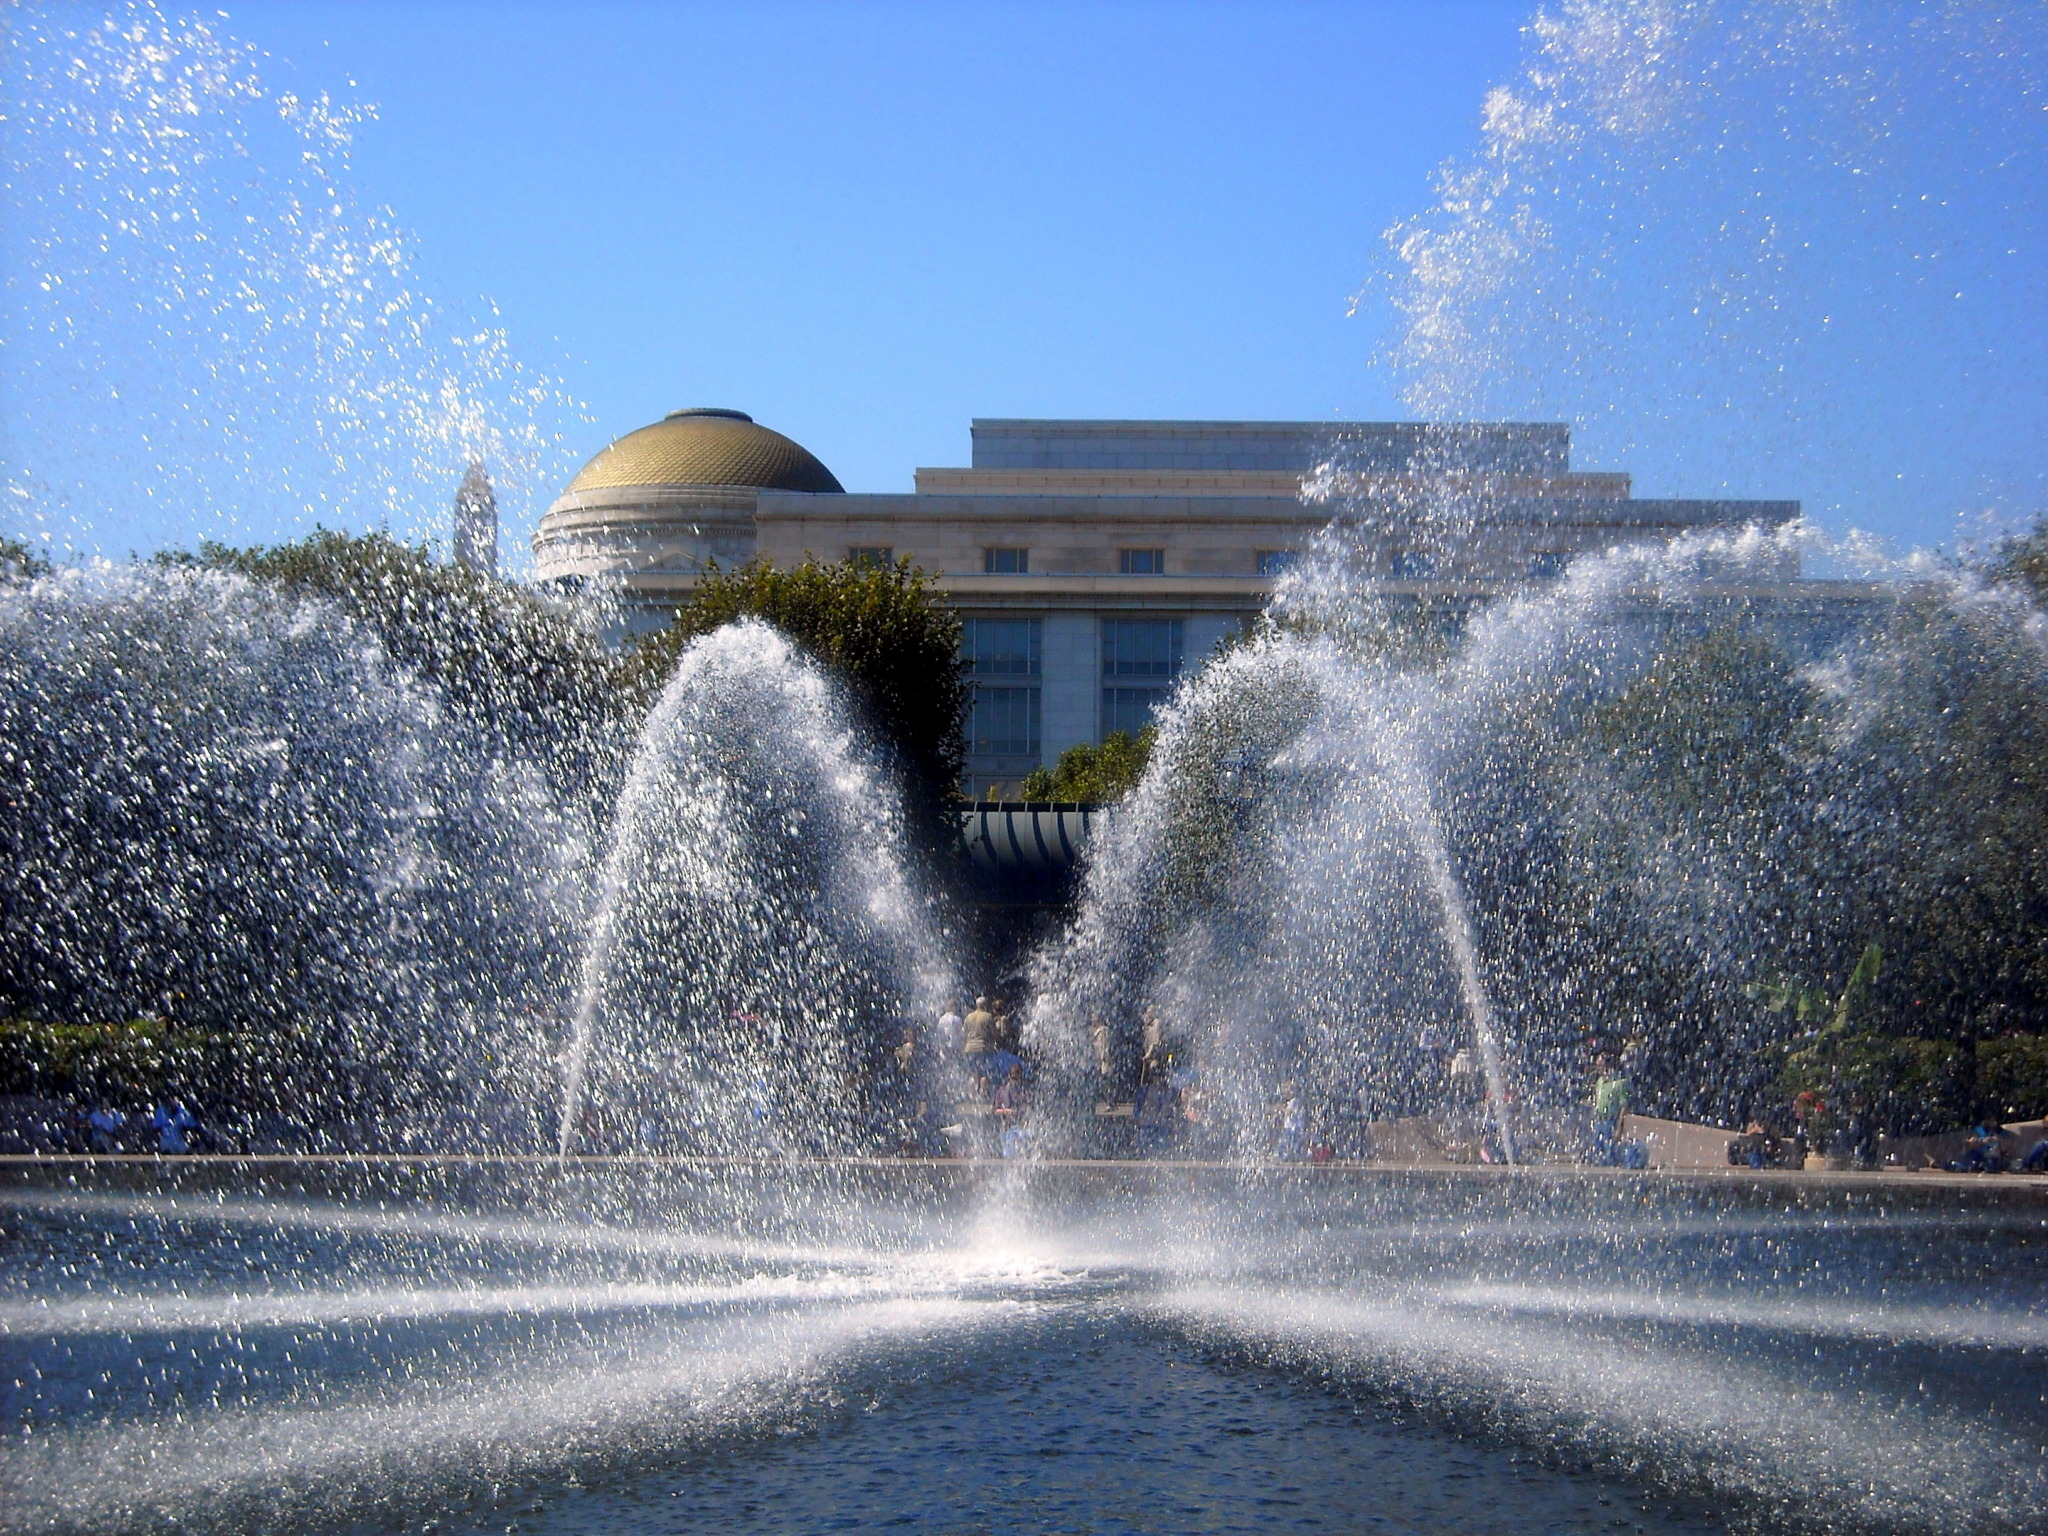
left=1980, top=1034, right=2048, bottom=1120
left=1019, top=730, right=1154, bottom=803
left=0, top=1018, right=216, bottom=1102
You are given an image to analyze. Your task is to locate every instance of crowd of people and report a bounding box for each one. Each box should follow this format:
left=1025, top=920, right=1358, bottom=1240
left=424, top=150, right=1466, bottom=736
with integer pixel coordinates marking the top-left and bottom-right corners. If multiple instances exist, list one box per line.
left=889, top=998, right=1366, bottom=1162
left=10, top=1012, right=2043, bottom=1170
left=0, top=1097, right=207, bottom=1155
left=887, top=994, right=1036, bottom=1158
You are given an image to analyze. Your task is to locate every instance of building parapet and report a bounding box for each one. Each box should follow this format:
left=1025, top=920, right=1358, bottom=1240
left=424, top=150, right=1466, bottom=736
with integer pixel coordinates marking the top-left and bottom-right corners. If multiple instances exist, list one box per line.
left=969, top=418, right=1574, bottom=475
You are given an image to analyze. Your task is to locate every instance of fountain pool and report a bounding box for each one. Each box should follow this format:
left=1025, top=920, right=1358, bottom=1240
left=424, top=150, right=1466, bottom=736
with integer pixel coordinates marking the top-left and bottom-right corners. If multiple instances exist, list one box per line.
left=6, top=3, right=2048, bottom=1533
left=3, top=1162, right=2043, bottom=1535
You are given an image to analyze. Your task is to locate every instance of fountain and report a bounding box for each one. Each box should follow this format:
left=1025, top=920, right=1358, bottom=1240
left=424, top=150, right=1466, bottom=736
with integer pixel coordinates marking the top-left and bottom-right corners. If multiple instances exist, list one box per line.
left=4, top=3, right=2048, bottom=1534
left=557, top=619, right=951, bottom=1158
left=0, top=560, right=597, bottom=1146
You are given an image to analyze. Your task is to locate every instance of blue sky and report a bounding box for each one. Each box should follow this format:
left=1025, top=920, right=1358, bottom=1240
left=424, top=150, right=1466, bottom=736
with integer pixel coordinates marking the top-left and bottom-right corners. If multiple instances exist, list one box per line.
left=226, top=0, right=1531, bottom=495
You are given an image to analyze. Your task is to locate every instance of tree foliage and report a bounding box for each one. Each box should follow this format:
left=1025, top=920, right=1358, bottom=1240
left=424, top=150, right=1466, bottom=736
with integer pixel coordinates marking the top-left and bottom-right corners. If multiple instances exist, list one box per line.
left=1991, top=516, right=2048, bottom=605
left=1019, top=730, right=1154, bottom=803
left=0, top=536, right=52, bottom=583
left=1538, top=594, right=2048, bottom=1128
left=628, top=556, right=969, bottom=802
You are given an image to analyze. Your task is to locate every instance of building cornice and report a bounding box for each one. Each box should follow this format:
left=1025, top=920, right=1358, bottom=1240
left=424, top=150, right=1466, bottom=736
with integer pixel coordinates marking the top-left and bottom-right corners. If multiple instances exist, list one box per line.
left=757, top=491, right=1798, bottom=529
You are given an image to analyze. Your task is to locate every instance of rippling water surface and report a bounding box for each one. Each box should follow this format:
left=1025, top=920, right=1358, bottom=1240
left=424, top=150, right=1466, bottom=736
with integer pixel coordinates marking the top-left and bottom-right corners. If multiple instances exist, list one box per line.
left=1, top=1165, right=2041, bottom=1535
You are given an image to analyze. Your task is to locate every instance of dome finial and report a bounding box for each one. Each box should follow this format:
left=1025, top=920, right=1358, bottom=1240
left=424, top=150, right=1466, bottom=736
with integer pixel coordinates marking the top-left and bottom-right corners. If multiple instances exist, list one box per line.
left=665, top=407, right=753, bottom=422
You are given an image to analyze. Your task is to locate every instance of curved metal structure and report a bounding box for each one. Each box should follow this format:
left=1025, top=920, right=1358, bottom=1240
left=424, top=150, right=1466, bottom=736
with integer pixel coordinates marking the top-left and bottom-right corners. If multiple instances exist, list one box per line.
left=962, top=804, right=1097, bottom=878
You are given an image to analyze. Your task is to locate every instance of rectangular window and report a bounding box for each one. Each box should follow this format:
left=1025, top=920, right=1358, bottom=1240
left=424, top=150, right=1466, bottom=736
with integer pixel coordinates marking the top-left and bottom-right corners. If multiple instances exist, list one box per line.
left=1102, top=617, right=1184, bottom=678
left=1527, top=551, right=1571, bottom=581
left=983, top=547, right=1029, bottom=574
left=963, top=617, right=1041, bottom=758
left=847, top=546, right=893, bottom=568
left=1256, top=549, right=1300, bottom=577
left=964, top=617, right=1041, bottom=679
left=1102, top=686, right=1171, bottom=738
left=1390, top=550, right=1439, bottom=579
left=1101, top=617, right=1183, bottom=736
left=970, top=686, right=1041, bottom=757
left=1119, top=548, right=1165, bottom=574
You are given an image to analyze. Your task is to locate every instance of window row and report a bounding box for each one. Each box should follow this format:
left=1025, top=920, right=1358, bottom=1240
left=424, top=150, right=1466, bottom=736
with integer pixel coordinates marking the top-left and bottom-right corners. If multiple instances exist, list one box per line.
left=850, top=546, right=1307, bottom=576
left=858, top=546, right=1575, bottom=579
left=961, top=617, right=1188, bottom=758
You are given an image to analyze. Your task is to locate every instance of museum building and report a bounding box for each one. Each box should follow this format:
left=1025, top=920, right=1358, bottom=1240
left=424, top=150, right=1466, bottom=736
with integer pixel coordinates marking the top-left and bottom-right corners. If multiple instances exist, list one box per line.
left=534, top=410, right=1799, bottom=795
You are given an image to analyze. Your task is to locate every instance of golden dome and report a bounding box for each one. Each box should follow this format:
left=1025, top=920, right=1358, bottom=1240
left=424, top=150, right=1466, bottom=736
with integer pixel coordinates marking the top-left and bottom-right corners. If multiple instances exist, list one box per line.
left=563, top=409, right=844, bottom=495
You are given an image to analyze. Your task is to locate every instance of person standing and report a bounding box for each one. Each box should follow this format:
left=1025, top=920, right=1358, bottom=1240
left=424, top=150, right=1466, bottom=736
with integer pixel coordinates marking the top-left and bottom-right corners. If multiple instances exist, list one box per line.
left=1590, top=1053, right=1629, bottom=1164
left=962, top=996, right=996, bottom=1061
left=1140, top=1010, right=1164, bottom=1068
left=86, top=1104, right=127, bottom=1153
left=937, top=1000, right=963, bottom=1054
left=1088, top=1017, right=1113, bottom=1079
left=1134, top=1055, right=1178, bottom=1158
left=1274, top=1084, right=1308, bottom=1161
left=993, top=1063, right=1030, bottom=1158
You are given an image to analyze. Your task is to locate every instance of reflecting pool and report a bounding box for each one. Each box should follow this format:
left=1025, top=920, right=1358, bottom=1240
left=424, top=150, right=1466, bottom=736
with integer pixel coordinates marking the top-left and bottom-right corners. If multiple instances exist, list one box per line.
left=3, top=1163, right=2041, bottom=1535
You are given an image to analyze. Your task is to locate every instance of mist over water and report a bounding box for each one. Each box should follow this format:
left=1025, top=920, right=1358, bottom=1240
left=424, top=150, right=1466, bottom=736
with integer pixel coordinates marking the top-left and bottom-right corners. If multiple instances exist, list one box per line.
left=0, top=2, right=586, bottom=562
left=1030, top=0, right=2048, bottom=1148
left=0, top=561, right=597, bottom=1141
left=1039, top=515, right=2048, bottom=1151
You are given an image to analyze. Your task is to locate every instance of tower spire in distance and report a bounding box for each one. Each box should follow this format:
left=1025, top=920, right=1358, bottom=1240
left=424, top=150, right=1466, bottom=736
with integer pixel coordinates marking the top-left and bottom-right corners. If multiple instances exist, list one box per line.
left=453, top=458, right=498, bottom=577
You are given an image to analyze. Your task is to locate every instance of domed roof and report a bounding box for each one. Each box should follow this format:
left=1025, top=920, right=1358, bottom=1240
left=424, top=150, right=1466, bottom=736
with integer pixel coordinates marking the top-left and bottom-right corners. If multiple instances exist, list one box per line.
left=563, top=409, right=844, bottom=495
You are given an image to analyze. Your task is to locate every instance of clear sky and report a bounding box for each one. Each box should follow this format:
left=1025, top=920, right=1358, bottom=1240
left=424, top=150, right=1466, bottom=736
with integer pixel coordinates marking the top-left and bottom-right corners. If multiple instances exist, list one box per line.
left=219, top=0, right=1532, bottom=495
left=15, top=3, right=2031, bottom=557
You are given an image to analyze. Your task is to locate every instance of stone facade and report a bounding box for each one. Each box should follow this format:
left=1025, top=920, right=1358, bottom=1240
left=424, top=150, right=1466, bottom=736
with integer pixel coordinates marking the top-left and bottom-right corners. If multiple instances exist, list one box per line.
left=535, top=417, right=1803, bottom=796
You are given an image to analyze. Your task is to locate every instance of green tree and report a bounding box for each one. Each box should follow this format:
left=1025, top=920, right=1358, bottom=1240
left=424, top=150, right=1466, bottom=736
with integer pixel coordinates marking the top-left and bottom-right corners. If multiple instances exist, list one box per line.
left=629, top=556, right=969, bottom=803
left=1019, top=730, right=1154, bottom=803
left=1990, top=517, right=2048, bottom=604
left=1, top=535, right=52, bottom=582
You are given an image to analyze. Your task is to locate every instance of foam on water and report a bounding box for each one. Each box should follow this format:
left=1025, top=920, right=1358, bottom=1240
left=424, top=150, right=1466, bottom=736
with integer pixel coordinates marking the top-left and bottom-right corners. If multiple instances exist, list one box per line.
left=1161, top=1279, right=2046, bottom=1534
left=3, top=1292, right=1000, bottom=1534
left=1430, top=1280, right=2048, bottom=1352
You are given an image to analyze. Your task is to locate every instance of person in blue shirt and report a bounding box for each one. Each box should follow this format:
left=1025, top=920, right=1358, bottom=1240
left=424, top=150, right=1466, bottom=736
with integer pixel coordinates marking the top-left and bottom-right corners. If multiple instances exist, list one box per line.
left=152, top=1101, right=198, bottom=1154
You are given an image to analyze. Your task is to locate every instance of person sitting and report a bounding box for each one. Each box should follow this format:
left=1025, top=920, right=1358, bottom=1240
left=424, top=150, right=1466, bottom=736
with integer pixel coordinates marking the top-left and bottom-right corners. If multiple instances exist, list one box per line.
left=86, top=1104, right=127, bottom=1154
left=983, top=1043, right=1026, bottom=1089
left=152, top=1100, right=198, bottom=1155
left=1728, top=1121, right=1781, bottom=1169
left=992, top=1063, right=1027, bottom=1113
left=1949, top=1122, right=2014, bottom=1173
left=1588, top=1053, right=1629, bottom=1164
left=2019, top=1137, right=2048, bottom=1174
